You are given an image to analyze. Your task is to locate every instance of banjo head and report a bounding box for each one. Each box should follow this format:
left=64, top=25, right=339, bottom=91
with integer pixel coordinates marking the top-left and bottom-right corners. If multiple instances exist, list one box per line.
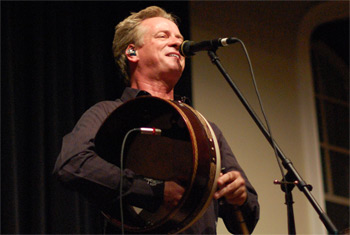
left=95, top=96, right=221, bottom=234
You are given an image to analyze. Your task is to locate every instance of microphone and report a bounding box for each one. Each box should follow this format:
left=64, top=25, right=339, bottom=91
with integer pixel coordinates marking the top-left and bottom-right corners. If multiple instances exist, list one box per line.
left=139, top=127, right=162, bottom=136
left=180, top=37, right=239, bottom=57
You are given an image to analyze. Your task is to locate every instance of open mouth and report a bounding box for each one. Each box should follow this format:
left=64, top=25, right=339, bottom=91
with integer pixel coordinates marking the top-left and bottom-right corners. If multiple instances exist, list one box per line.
left=167, top=53, right=180, bottom=59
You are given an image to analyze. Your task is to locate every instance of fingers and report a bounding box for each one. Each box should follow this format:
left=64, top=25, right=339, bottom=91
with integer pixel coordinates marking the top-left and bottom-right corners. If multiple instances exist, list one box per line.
left=214, top=171, right=247, bottom=206
left=217, top=171, right=239, bottom=187
left=163, top=181, right=185, bottom=209
left=223, top=184, right=247, bottom=206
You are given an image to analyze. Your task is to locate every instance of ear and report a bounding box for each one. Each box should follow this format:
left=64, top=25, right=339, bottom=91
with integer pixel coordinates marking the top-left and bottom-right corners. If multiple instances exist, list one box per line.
left=125, top=44, right=139, bottom=62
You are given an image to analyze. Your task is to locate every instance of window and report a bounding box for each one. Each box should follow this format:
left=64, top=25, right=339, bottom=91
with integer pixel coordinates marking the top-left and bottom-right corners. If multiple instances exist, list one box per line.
left=311, top=19, right=349, bottom=232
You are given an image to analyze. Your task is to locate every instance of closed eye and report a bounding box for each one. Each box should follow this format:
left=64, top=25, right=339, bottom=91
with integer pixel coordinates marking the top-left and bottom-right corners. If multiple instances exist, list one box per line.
left=156, top=32, right=168, bottom=39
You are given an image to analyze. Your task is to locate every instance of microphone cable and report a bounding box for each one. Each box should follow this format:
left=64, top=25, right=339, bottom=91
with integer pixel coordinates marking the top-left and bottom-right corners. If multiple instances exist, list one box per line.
left=232, top=38, right=287, bottom=187
left=118, top=127, right=161, bottom=234
left=119, top=128, right=141, bottom=234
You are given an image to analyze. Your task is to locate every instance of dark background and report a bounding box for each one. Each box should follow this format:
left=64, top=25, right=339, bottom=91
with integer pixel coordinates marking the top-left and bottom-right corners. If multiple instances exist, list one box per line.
left=2, top=1, right=191, bottom=233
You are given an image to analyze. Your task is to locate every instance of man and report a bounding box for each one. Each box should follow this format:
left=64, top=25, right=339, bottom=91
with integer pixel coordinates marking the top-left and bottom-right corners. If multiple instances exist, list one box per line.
left=53, top=6, right=259, bottom=234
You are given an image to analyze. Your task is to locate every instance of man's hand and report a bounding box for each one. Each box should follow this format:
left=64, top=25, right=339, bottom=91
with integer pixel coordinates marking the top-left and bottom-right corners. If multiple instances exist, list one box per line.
left=163, top=181, right=185, bottom=210
left=214, top=171, right=247, bottom=206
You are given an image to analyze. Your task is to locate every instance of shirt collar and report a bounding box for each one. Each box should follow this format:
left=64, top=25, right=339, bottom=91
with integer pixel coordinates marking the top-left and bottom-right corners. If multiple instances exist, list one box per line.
left=119, top=87, right=151, bottom=103
left=119, top=87, right=191, bottom=105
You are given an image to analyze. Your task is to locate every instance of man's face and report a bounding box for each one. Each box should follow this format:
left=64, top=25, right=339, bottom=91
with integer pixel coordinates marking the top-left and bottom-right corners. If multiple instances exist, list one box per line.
left=136, top=17, right=185, bottom=84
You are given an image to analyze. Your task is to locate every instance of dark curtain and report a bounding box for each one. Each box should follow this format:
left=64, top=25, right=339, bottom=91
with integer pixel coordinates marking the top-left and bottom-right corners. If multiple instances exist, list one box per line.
left=1, top=1, right=191, bottom=233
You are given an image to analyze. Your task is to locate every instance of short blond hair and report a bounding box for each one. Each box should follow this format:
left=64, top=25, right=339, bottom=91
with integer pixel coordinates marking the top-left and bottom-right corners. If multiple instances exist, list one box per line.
left=112, top=6, right=178, bottom=85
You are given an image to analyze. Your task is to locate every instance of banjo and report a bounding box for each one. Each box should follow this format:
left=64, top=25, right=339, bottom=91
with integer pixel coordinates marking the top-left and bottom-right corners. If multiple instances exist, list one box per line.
left=95, top=96, right=229, bottom=234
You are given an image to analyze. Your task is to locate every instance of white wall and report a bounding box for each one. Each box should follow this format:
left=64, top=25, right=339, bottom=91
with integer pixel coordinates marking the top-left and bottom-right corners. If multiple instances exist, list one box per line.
left=189, top=1, right=348, bottom=234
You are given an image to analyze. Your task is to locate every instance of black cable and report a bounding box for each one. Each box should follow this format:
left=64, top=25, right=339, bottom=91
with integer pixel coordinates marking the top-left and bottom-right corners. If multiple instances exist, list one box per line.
left=120, top=128, right=140, bottom=234
left=234, top=38, right=287, bottom=185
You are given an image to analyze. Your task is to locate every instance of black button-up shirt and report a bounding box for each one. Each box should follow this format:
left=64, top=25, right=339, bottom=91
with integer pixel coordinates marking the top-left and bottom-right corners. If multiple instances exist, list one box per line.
left=53, top=87, right=259, bottom=234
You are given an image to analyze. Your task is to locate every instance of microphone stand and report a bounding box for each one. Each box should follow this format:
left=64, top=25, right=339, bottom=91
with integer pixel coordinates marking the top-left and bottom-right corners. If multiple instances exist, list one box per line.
left=207, top=49, right=338, bottom=234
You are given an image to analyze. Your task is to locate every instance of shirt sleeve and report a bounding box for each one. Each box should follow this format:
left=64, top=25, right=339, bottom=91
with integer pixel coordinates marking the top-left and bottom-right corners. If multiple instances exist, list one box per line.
left=52, top=100, right=163, bottom=212
left=210, top=122, right=260, bottom=234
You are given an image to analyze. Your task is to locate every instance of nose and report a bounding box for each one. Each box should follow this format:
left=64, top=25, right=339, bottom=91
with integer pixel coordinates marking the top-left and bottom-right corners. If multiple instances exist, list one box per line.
left=169, top=36, right=183, bottom=49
